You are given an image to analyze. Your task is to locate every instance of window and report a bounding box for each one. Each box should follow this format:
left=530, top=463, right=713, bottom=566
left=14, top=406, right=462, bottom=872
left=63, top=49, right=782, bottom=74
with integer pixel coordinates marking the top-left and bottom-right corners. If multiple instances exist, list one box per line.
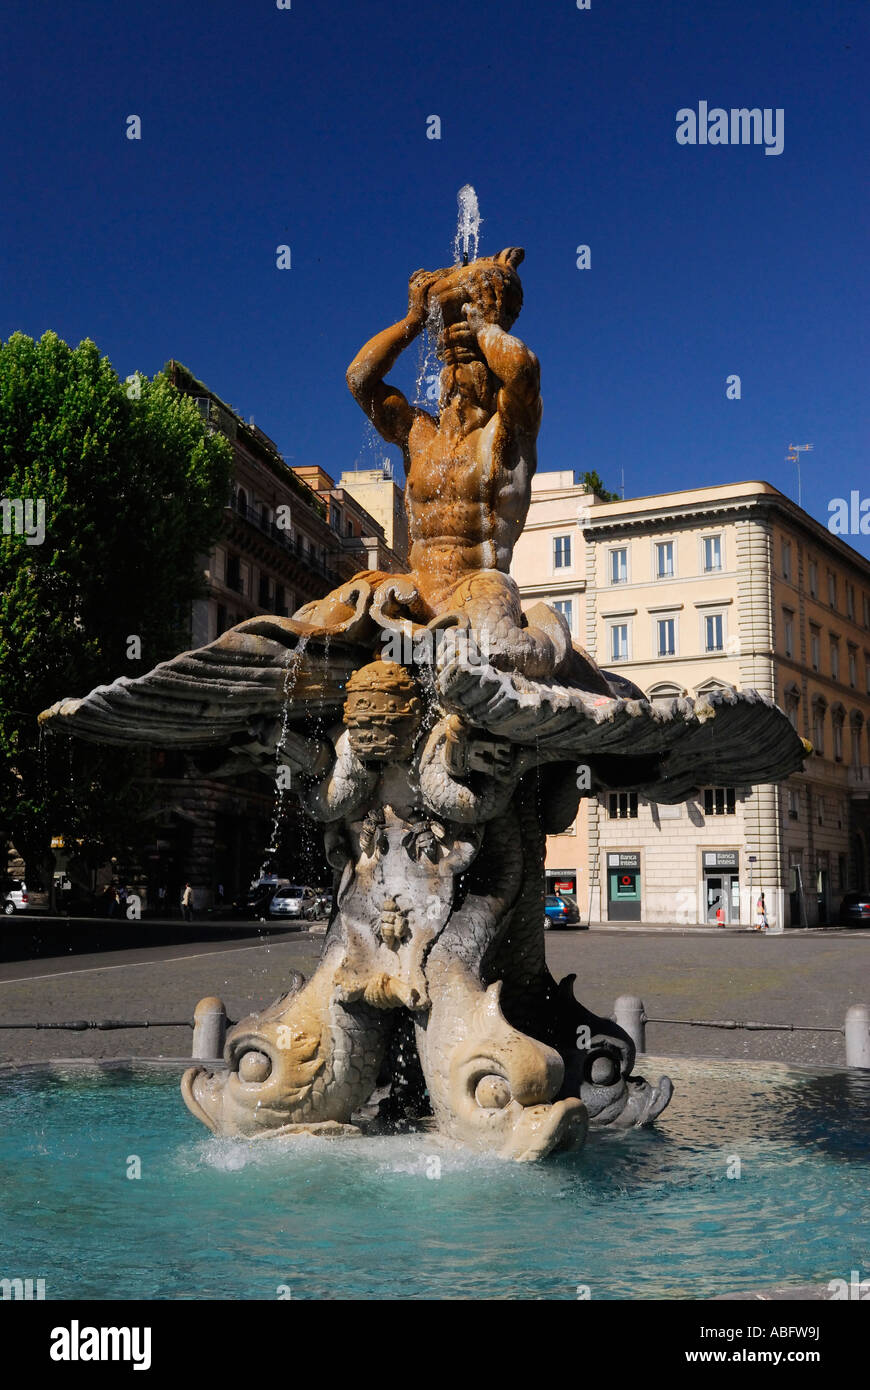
left=781, top=539, right=792, bottom=581
left=225, top=554, right=241, bottom=593
left=830, top=639, right=840, bottom=681
left=851, top=719, right=864, bottom=768
left=833, top=717, right=844, bottom=762
left=849, top=646, right=858, bottom=687
left=554, top=598, right=574, bottom=632
left=785, top=690, right=800, bottom=730
left=275, top=584, right=285, bottom=616
left=331, top=507, right=342, bottom=533
left=817, top=798, right=825, bottom=827
left=812, top=701, right=826, bottom=755
left=703, top=535, right=722, bottom=572
left=236, top=487, right=248, bottom=515
left=703, top=787, right=736, bottom=816
left=787, top=787, right=800, bottom=820
left=828, top=571, right=837, bottom=608
left=866, top=657, right=870, bottom=694
left=346, top=519, right=354, bottom=537
left=705, top=613, right=724, bottom=652
left=258, top=574, right=270, bottom=607
left=648, top=684, right=683, bottom=708
left=554, top=535, right=572, bottom=569
left=655, top=541, right=674, bottom=579
left=808, top=560, right=818, bottom=598
left=215, top=603, right=227, bottom=638
left=610, top=548, right=627, bottom=584
left=783, top=610, right=794, bottom=659
left=810, top=626, right=821, bottom=671
left=864, top=593, right=870, bottom=629
left=610, top=623, right=629, bottom=661
left=846, top=584, right=855, bottom=621
left=608, top=792, right=638, bottom=819
left=657, top=617, right=676, bottom=657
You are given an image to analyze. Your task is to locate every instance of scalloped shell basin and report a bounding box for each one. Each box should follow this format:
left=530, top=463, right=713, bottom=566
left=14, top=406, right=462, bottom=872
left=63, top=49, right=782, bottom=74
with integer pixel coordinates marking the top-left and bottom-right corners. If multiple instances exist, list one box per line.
left=1, top=1057, right=867, bottom=1300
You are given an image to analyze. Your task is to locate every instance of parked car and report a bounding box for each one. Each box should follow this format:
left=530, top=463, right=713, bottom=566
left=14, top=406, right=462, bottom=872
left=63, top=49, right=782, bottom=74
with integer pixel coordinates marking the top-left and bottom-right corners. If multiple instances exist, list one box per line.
left=1, top=879, right=29, bottom=915
left=235, top=878, right=288, bottom=920
left=268, top=885, right=319, bottom=923
left=838, top=891, right=870, bottom=927
left=544, top=893, right=581, bottom=929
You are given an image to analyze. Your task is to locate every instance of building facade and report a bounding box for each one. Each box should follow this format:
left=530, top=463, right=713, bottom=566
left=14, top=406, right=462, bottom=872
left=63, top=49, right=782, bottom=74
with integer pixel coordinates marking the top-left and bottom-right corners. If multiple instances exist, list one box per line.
left=139, top=365, right=403, bottom=907
left=512, top=474, right=870, bottom=927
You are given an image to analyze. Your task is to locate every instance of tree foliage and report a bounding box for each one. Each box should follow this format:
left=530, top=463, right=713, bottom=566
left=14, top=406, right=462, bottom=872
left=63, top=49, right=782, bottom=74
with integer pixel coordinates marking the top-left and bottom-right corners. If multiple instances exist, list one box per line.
left=0, top=331, right=233, bottom=885
left=578, top=469, right=621, bottom=502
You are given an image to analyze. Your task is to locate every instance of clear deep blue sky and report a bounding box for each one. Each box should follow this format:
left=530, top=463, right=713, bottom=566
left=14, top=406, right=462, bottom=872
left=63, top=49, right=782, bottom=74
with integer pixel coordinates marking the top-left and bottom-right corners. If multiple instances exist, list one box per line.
left=2, top=0, right=867, bottom=555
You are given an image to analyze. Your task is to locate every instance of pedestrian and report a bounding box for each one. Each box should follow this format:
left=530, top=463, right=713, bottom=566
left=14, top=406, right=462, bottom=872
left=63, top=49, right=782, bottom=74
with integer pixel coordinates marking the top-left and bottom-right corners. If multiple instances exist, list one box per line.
left=715, top=904, right=725, bottom=927
left=754, top=893, right=769, bottom=931
left=217, top=882, right=225, bottom=904
left=181, top=882, right=194, bottom=922
left=107, top=885, right=120, bottom=919
left=157, top=884, right=167, bottom=917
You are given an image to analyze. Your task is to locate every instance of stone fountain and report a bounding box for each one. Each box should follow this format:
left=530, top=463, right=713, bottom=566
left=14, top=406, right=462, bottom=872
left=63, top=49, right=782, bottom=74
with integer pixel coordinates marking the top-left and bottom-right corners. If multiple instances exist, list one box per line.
left=40, top=238, right=806, bottom=1161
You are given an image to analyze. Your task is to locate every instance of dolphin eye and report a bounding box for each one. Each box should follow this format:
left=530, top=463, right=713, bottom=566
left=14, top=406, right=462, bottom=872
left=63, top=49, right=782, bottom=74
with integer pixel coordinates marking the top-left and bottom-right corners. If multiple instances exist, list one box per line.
left=238, top=1050, right=272, bottom=1083
left=583, top=1048, right=621, bottom=1087
left=475, top=1075, right=511, bottom=1109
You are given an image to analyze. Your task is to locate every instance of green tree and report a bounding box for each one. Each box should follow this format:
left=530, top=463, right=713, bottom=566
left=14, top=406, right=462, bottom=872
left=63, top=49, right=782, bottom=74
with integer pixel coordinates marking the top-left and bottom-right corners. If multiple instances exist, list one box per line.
left=0, top=332, right=233, bottom=898
left=578, top=470, right=620, bottom=502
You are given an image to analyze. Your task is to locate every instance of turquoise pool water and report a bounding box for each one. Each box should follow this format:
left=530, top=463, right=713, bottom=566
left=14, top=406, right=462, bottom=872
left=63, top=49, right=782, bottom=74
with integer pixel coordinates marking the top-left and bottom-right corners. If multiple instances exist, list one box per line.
left=1, top=1057, right=867, bottom=1300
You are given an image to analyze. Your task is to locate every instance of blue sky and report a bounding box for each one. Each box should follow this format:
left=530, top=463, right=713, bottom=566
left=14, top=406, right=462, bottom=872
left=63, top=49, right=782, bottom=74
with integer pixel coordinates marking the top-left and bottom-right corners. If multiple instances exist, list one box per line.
left=2, top=0, right=867, bottom=555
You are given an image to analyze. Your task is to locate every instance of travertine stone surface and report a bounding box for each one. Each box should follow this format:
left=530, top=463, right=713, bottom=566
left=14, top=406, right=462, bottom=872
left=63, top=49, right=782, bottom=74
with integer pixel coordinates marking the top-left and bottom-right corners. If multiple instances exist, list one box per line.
left=41, top=248, right=807, bottom=1159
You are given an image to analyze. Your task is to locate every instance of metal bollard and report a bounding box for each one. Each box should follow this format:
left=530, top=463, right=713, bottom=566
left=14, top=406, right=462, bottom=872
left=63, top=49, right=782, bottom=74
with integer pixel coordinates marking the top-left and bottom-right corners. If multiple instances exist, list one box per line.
left=614, top=995, right=646, bottom=1054
left=192, top=996, right=227, bottom=1061
left=845, top=1005, right=870, bottom=1069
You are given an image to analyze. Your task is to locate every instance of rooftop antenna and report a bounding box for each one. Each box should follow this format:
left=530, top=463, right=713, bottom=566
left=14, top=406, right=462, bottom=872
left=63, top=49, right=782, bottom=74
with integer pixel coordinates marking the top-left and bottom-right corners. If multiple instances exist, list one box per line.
left=786, top=443, right=813, bottom=508
left=621, top=466, right=625, bottom=500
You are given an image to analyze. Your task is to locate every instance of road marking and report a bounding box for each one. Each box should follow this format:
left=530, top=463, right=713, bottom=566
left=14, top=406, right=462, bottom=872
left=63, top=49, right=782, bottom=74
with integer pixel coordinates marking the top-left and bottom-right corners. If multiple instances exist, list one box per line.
left=0, top=939, right=310, bottom=986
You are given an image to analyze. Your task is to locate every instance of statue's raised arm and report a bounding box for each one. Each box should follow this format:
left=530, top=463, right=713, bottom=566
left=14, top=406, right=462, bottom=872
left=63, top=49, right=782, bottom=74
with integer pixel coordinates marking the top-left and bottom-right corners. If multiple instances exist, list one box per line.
left=345, top=269, right=441, bottom=446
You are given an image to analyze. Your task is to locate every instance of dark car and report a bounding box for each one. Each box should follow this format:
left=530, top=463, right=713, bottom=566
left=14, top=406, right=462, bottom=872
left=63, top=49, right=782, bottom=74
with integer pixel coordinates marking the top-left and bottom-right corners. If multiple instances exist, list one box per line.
left=838, top=891, right=870, bottom=927
left=544, top=893, right=581, bottom=929
left=235, top=879, right=286, bottom=920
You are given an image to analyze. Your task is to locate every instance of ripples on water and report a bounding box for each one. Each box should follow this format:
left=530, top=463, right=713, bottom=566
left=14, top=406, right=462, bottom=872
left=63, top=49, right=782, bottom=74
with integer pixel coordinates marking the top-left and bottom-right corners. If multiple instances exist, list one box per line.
left=0, top=1058, right=867, bottom=1299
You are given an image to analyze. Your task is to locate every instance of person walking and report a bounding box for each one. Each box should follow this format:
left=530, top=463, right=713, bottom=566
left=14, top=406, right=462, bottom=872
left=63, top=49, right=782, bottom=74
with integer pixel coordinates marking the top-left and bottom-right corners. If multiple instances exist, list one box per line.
left=181, top=882, right=194, bottom=922
left=754, top=893, right=769, bottom=931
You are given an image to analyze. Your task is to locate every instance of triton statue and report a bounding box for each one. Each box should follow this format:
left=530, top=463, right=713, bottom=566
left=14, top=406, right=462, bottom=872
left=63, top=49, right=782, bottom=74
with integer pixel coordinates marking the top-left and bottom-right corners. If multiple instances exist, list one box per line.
left=40, top=245, right=806, bottom=1161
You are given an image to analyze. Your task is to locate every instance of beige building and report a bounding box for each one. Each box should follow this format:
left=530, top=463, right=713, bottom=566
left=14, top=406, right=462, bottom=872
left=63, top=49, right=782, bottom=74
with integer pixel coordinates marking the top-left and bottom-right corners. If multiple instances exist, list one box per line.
left=512, top=474, right=870, bottom=928
left=337, top=463, right=409, bottom=565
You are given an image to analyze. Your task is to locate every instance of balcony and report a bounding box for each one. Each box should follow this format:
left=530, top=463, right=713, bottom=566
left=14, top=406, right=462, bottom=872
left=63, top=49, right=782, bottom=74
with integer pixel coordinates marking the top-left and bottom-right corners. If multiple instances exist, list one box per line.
left=227, top=498, right=342, bottom=587
left=847, top=766, right=870, bottom=798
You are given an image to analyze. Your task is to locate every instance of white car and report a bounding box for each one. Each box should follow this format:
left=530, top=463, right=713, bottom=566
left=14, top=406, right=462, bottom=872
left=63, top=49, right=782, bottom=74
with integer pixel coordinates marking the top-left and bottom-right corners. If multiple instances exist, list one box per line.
left=2, top=880, right=29, bottom=915
left=268, top=885, right=319, bottom=922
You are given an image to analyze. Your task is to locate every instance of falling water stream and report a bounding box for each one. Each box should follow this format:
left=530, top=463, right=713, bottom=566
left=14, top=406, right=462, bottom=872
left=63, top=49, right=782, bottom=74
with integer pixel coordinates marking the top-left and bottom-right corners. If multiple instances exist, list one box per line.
left=453, top=183, right=482, bottom=264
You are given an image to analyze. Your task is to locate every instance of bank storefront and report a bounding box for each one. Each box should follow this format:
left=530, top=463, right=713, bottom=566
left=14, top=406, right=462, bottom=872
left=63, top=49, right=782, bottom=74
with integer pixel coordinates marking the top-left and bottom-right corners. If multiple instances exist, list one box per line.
left=702, top=849, right=740, bottom=924
left=606, top=851, right=642, bottom=921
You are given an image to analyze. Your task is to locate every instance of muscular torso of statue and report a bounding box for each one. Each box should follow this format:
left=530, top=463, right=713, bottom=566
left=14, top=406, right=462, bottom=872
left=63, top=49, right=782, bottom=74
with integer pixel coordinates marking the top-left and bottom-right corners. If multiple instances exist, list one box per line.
left=404, top=380, right=533, bottom=599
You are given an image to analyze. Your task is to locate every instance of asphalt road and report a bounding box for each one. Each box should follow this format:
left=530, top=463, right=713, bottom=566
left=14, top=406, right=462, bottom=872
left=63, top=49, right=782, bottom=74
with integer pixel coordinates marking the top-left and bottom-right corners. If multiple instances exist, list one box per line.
left=0, top=924, right=866, bottom=1068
